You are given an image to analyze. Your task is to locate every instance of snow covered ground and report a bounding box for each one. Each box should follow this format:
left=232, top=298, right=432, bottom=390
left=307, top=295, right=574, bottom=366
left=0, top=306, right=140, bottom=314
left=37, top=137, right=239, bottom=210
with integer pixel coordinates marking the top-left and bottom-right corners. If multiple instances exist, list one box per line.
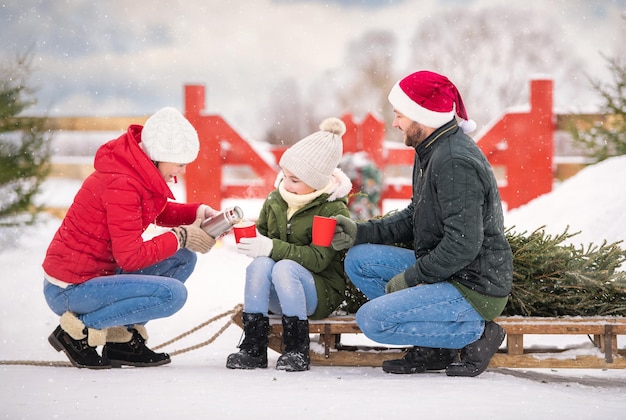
left=1, top=156, right=626, bottom=419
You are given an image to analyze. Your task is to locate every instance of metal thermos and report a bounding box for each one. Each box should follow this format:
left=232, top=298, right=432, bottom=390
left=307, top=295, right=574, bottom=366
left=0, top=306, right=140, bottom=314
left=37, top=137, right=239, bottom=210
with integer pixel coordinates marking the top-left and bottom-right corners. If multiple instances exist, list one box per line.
left=201, top=206, right=244, bottom=237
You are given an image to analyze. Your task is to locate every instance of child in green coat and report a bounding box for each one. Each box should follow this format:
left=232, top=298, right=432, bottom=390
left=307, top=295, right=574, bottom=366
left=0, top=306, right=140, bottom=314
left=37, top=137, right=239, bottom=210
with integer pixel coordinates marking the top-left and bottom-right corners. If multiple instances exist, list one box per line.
left=226, top=117, right=352, bottom=372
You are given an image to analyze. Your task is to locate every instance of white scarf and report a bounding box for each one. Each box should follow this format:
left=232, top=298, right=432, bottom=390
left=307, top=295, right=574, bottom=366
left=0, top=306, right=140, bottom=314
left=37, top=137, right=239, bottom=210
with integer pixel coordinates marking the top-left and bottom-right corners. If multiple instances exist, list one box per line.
left=278, top=180, right=332, bottom=220
left=274, top=168, right=353, bottom=220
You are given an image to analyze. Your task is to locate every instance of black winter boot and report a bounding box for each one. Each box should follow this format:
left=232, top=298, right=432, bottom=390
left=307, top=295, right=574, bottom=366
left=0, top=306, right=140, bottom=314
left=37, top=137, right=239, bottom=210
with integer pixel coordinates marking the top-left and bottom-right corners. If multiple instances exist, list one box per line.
left=382, top=346, right=458, bottom=374
left=226, top=312, right=270, bottom=369
left=48, top=312, right=111, bottom=369
left=446, top=321, right=505, bottom=377
left=275, top=315, right=310, bottom=372
left=102, top=325, right=170, bottom=368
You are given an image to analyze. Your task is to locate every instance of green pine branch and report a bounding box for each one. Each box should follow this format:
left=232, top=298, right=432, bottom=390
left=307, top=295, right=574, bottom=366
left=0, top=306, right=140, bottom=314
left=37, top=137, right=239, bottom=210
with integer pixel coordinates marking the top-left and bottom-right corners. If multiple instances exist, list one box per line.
left=340, top=224, right=626, bottom=317
left=504, top=226, right=626, bottom=317
left=0, top=51, right=51, bottom=226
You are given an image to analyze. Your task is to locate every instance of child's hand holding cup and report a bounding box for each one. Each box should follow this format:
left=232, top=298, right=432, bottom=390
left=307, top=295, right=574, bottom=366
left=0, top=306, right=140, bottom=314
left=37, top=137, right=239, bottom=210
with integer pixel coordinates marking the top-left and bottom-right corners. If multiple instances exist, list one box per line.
left=233, top=221, right=257, bottom=243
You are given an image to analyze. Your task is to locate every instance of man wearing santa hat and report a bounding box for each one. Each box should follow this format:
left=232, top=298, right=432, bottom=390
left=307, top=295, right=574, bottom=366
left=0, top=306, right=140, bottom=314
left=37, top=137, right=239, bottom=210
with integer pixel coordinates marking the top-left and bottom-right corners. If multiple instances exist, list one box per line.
left=330, top=70, right=513, bottom=377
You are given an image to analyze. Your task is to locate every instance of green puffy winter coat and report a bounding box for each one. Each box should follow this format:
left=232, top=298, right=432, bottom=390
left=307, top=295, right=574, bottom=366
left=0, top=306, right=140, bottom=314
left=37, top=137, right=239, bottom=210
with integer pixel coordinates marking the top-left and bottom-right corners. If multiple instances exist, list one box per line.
left=257, top=190, right=350, bottom=319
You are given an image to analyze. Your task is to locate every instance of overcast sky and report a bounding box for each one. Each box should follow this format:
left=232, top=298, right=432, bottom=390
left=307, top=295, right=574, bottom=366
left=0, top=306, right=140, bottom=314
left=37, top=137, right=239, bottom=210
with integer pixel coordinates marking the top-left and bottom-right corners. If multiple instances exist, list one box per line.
left=2, top=0, right=625, bottom=138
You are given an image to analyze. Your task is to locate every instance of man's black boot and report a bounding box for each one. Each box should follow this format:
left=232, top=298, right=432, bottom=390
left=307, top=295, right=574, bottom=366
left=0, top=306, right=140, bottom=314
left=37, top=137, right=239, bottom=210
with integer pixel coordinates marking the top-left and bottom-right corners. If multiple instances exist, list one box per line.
left=382, top=346, right=458, bottom=374
left=48, top=312, right=111, bottom=369
left=446, top=321, right=505, bottom=377
left=102, top=325, right=170, bottom=368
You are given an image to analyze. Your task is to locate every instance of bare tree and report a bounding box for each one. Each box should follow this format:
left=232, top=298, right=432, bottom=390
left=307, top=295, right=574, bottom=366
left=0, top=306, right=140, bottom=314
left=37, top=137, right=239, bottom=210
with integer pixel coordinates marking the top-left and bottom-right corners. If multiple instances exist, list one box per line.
left=261, top=78, right=317, bottom=146
left=343, top=30, right=400, bottom=140
left=407, top=7, right=584, bottom=131
left=260, top=7, right=587, bottom=144
left=337, top=31, right=398, bottom=123
left=304, top=29, right=402, bottom=141
left=570, top=55, right=626, bottom=162
left=262, top=30, right=399, bottom=146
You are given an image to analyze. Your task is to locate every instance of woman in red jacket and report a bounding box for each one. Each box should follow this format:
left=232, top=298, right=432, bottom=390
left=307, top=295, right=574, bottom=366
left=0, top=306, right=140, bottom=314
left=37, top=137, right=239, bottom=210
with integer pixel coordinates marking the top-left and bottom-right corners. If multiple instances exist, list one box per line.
left=43, top=107, right=217, bottom=369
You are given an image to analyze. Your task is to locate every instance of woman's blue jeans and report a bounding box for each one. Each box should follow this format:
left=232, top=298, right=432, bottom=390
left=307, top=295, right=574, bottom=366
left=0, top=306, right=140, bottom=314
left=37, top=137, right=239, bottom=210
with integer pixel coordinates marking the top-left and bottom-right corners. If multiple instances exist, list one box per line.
left=243, top=257, right=318, bottom=320
left=43, top=248, right=196, bottom=330
left=344, top=244, right=485, bottom=349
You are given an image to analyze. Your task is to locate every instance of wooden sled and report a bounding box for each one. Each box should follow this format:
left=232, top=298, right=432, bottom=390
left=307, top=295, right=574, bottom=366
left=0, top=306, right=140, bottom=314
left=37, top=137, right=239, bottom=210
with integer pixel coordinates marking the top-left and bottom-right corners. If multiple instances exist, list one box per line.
left=232, top=309, right=626, bottom=369
left=490, top=316, right=626, bottom=369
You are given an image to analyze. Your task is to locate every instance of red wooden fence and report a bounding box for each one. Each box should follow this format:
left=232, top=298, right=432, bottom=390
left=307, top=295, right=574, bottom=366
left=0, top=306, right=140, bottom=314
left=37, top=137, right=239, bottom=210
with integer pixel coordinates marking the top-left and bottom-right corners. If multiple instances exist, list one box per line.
left=184, top=79, right=554, bottom=211
left=477, top=79, right=554, bottom=210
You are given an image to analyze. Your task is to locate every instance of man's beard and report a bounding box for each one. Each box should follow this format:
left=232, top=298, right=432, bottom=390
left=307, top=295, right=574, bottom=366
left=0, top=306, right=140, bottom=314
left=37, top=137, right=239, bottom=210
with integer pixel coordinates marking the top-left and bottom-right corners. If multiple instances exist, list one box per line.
left=404, top=122, right=429, bottom=148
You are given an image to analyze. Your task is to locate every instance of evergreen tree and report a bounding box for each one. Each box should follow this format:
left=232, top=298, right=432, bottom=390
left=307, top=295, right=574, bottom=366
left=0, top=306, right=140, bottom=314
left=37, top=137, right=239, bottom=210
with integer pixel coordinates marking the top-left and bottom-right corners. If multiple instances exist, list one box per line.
left=340, top=224, right=626, bottom=317
left=0, top=52, right=51, bottom=225
left=504, top=227, right=626, bottom=317
left=570, top=55, right=626, bottom=162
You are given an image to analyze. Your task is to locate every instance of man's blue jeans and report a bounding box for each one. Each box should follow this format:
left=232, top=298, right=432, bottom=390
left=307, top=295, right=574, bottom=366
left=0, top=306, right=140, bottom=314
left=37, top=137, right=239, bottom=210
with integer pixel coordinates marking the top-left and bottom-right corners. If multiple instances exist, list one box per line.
left=345, top=244, right=485, bottom=349
left=243, top=257, right=318, bottom=320
left=43, top=248, right=196, bottom=330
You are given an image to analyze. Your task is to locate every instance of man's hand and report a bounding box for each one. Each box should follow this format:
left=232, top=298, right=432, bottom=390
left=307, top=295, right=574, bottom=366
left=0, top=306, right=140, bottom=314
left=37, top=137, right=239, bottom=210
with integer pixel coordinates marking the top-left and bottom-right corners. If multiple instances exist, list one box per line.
left=385, top=272, right=409, bottom=294
left=331, top=215, right=357, bottom=251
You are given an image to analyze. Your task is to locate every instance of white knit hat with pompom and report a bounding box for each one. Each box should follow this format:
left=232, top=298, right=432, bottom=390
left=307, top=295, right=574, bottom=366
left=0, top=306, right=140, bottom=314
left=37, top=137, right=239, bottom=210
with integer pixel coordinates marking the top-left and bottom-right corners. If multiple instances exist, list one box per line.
left=141, top=107, right=199, bottom=164
left=279, top=117, right=346, bottom=190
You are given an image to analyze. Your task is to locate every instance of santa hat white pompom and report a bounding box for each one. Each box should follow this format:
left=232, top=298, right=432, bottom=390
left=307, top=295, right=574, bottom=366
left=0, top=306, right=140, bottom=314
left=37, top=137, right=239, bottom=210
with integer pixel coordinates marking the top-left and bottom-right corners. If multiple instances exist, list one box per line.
left=319, top=117, right=347, bottom=137
left=459, top=118, right=477, bottom=133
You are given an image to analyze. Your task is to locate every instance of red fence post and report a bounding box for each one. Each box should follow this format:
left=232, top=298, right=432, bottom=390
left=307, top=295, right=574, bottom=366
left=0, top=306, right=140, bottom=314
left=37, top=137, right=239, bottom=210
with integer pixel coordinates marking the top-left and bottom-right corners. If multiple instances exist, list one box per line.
left=182, top=79, right=554, bottom=212
left=341, top=113, right=358, bottom=155
left=476, top=79, right=554, bottom=210
left=184, top=85, right=278, bottom=207
left=359, top=114, right=385, bottom=169
left=184, top=85, right=222, bottom=207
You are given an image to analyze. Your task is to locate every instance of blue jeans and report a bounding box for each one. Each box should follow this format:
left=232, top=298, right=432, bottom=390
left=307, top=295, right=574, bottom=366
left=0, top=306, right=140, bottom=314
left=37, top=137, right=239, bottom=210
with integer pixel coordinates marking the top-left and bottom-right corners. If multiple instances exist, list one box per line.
left=43, top=248, right=196, bottom=330
left=345, top=244, right=485, bottom=349
left=243, top=257, right=318, bottom=320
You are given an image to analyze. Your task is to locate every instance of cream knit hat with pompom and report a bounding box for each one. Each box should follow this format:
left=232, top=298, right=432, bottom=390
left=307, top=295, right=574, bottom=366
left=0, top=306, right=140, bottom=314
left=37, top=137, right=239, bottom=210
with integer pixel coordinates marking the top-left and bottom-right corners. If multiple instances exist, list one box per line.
left=141, top=107, right=199, bottom=164
left=279, top=117, right=346, bottom=190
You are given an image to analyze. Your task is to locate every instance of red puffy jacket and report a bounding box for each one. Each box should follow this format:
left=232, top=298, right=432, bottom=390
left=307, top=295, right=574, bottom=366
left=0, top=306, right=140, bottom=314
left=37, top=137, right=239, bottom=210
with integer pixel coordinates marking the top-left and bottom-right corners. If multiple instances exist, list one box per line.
left=42, top=124, right=201, bottom=284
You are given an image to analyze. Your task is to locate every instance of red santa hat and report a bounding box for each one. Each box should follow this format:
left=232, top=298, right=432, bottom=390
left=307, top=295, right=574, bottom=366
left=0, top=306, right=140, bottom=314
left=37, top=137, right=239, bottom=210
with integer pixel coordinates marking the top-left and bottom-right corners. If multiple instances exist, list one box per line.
left=388, top=70, right=477, bottom=133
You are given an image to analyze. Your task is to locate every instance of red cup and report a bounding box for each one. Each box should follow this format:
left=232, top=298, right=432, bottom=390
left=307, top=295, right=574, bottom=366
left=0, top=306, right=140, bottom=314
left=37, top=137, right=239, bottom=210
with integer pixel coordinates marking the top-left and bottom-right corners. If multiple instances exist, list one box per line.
left=312, top=215, right=337, bottom=247
left=233, top=221, right=257, bottom=243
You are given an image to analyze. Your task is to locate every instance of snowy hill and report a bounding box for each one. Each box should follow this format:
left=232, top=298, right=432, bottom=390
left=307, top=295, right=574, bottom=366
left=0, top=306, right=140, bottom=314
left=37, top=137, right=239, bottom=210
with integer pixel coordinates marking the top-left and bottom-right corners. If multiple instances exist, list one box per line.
left=505, top=155, right=626, bottom=248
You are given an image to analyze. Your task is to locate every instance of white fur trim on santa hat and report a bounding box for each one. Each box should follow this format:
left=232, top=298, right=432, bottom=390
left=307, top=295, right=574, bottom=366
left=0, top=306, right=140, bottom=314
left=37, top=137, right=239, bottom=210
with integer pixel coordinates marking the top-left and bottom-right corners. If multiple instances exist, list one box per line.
left=388, top=82, right=455, bottom=129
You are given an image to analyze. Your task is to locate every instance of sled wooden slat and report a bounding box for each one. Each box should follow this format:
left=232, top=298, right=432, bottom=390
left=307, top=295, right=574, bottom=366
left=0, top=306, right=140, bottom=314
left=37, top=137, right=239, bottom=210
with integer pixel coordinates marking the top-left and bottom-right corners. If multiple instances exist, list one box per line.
left=492, top=317, right=626, bottom=367
left=232, top=310, right=626, bottom=368
left=488, top=353, right=626, bottom=369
